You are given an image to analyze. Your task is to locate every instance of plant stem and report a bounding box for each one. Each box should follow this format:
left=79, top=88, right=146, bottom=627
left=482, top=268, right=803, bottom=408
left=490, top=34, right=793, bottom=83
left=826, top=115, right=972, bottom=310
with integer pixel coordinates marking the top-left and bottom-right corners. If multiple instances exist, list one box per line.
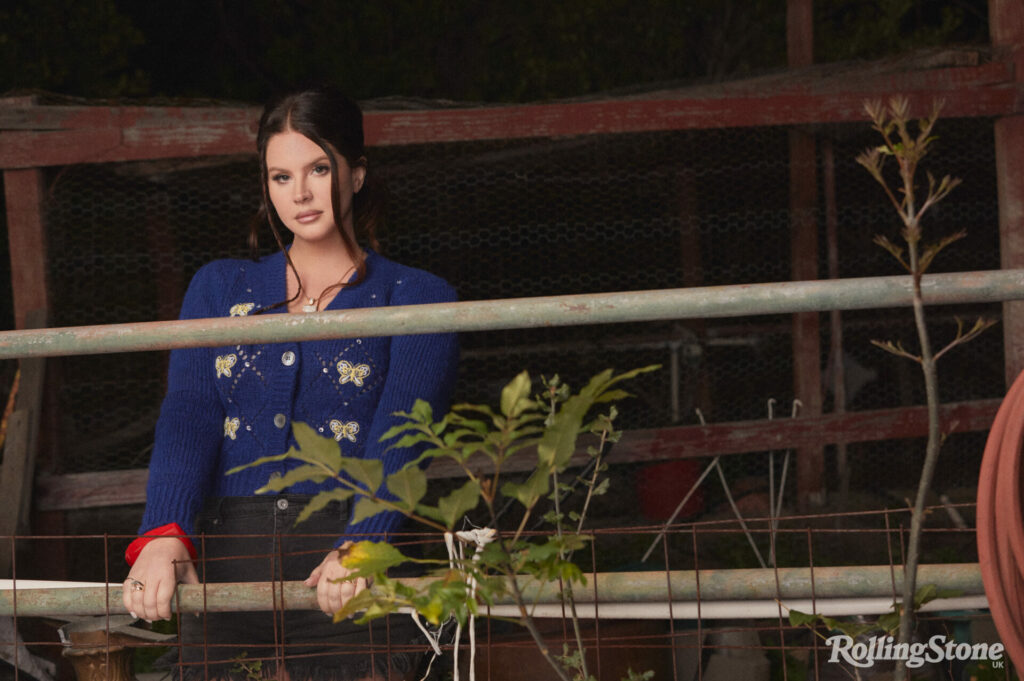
left=553, top=469, right=589, bottom=681
left=489, top=510, right=573, bottom=681
left=894, top=225, right=941, bottom=681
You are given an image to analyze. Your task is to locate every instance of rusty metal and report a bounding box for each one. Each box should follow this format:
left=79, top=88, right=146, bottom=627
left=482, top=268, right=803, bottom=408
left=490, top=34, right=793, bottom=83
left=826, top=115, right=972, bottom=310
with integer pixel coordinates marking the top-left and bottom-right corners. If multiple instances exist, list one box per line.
left=0, top=563, right=981, bottom=617
left=0, top=270, right=1020, bottom=359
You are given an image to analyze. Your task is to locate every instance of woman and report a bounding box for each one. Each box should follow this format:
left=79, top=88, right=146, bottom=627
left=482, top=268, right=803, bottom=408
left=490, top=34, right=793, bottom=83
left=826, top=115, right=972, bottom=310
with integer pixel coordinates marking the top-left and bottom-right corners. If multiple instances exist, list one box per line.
left=122, top=86, right=459, bottom=680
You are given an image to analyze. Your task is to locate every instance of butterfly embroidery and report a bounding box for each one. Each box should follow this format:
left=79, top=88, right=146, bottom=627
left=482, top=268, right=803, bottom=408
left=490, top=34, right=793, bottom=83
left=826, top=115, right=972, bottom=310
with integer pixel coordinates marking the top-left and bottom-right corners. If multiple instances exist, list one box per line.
left=229, top=302, right=255, bottom=317
left=336, top=360, right=371, bottom=386
left=224, top=417, right=240, bottom=440
left=330, top=420, right=360, bottom=443
left=216, top=354, right=237, bottom=378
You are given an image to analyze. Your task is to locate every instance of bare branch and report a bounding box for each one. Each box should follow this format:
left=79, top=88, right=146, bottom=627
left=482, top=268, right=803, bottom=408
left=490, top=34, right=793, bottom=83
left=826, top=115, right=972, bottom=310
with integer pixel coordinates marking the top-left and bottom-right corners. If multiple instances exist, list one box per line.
left=872, top=234, right=911, bottom=272
left=918, top=230, right=967, bottom=274
left=870, top=338, right=922, bottom=363
left=933, top=316, right=998, bottom=363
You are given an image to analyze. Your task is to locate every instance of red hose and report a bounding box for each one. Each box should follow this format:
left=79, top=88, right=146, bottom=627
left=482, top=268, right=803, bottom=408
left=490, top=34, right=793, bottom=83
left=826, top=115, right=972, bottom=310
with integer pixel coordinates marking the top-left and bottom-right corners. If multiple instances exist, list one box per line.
left=977, top=369, right=1024, bottom=671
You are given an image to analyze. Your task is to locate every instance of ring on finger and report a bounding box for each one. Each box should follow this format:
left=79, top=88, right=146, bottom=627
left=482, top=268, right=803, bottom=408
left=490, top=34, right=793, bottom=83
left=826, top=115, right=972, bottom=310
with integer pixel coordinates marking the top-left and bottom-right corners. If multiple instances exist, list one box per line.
left=126, top=578, right=145, bottom=592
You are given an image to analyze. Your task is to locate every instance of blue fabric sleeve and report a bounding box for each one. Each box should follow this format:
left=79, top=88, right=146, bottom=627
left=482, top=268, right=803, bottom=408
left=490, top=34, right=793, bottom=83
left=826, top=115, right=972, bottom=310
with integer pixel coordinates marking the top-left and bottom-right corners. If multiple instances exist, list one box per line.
left=139, top=263, right=226, bottom=536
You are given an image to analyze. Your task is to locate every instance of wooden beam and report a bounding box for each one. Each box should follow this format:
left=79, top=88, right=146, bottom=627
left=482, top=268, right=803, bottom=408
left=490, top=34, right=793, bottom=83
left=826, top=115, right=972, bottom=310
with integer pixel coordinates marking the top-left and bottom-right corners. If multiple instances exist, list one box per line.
left=788, top=0, right=824, bottom=508
left=0, top=58, right=1020, bottom=168
left=3, top=171, right=49, bottom=330
left=0, top=311, right=47, bottom=576
left=34, top=399, right=1000, bottom=512
left=991, top=0, right=1024, bottom=386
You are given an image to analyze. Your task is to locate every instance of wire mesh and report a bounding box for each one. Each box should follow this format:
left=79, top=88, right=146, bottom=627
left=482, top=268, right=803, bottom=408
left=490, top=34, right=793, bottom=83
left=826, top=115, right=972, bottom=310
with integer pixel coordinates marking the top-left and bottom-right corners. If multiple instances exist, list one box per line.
left=37, top=117, right=1001, bottom=519
left=0, top=503, right=1010, bottom=681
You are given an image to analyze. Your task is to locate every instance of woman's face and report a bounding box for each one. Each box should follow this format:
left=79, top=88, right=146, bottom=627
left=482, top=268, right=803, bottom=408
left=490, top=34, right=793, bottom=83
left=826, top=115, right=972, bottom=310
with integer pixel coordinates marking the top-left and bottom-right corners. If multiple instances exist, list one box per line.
left=265, top=129, right=365, bottom=247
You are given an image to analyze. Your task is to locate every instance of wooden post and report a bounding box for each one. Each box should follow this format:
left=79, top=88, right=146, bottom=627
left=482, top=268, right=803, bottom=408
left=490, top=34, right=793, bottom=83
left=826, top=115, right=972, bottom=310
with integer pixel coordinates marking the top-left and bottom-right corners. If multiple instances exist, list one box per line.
left=3, top=170, right=49, bottom=330
left=0, top=311, right=47, bottom=578
left=990, top=0, right=1024, bottom=385
left=788, top=0, right=825, bottom=507
left=3, top=167, right=57, bottom=578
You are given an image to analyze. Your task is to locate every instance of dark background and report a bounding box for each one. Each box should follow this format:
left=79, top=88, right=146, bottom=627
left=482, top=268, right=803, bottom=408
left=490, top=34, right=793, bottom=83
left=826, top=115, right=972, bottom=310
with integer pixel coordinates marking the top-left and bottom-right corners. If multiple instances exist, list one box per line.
left=1, top=1, right=991, bottom=104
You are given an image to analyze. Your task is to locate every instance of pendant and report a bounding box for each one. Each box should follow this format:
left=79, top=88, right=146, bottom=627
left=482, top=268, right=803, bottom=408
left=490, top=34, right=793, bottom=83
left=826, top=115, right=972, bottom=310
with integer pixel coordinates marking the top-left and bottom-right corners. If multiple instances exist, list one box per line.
left=302, top=298, right=317, bottom=313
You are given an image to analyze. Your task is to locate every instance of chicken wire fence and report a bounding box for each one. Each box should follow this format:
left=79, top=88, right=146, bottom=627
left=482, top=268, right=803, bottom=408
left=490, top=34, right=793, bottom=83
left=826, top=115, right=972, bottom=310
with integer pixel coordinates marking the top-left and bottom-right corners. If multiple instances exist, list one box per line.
left=0, top=504, right=1008, bottom=681
left=29, top=115, right=1003, bottom=514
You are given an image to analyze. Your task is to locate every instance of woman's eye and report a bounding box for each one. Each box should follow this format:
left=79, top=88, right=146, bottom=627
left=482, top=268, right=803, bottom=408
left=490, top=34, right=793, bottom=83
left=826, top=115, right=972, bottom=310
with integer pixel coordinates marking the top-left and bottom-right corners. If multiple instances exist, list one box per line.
left=271, top=173, right=290, bottom=183
left=312, top=164, right=330, bottom=176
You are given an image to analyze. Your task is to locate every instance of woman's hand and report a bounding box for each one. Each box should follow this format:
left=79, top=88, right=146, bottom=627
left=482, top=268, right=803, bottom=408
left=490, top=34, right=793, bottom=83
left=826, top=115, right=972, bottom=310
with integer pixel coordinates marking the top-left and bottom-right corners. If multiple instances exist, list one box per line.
left=122, top=537, right=199, bottom=622
left=304, top=543, right=369, bottom=616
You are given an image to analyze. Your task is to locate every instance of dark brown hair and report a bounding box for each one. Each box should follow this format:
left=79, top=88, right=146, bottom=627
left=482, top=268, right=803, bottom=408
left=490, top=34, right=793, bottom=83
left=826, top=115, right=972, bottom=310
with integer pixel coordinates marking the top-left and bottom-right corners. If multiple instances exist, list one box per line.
left=249, top=86, right=384, bottom=308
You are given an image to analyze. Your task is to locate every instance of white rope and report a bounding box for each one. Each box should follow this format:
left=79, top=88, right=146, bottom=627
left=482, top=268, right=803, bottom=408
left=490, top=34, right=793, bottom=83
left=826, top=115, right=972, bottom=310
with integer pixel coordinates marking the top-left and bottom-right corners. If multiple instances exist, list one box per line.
left=414, top=527, right=496, bottom=681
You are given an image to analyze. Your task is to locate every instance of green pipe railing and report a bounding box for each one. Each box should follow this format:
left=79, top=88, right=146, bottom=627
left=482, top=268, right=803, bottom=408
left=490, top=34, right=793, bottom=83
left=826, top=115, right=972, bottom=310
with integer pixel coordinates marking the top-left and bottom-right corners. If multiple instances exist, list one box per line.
left=0, top=563, right=982, bottom=616
left=0, top=269, right=1021, bottom=359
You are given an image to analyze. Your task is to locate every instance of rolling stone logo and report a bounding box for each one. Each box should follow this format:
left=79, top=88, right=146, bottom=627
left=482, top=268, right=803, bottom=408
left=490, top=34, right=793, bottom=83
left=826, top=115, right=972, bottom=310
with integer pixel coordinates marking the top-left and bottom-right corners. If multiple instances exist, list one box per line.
left=826, top=634, right=1005, bottom=669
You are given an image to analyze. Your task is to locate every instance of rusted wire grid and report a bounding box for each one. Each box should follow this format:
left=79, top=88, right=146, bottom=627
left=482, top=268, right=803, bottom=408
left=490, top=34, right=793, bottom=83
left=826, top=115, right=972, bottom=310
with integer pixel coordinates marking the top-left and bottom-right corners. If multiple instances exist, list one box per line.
left=0, top=269, right=1020, bottom=359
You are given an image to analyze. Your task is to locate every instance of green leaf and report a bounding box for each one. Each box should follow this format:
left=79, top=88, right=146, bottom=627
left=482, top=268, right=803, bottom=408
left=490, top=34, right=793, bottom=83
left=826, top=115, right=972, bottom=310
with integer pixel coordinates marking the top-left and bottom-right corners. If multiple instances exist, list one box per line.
left=410, top=398, right=434, bottom=424
left=225, top=449, right=295, bottom=476
left=501, top=466, right=550, bottom=509
left=254, top=464, right=329, bottom=494
left=338, top=456, right=383, bottom=494
left=351, top=497, right=393, bottom=525
left=537, top=393, right=589, bottom=469
left=295, top=488, right=355, bottom=525
left=332, top=587, right=378, bottom=622
left=788, top=609, right=819, bottom=627
left=341, top=540, right=410, bottom=575
left=377, top=420, right=420, bottom=443
left=385, top=432, right=432, bottom=452
left=914, top=583, right=962, bottom=608
left=386, top=466, right=428, bottom=510
left=500, top=371, right=532, bottom=418
left=436, top=479, right=481, bottom=529
left=292, top=422, right=342, bottom=471
left=877, top=611, right=901, bottom=634
left=593, top=388, right=632, bottom=404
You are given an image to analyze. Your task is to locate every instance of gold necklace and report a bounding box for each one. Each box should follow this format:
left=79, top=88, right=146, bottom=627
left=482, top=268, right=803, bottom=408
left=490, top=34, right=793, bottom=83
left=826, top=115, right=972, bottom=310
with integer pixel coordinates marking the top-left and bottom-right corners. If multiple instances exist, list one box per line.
left=299, top=265, right=357, bottom=313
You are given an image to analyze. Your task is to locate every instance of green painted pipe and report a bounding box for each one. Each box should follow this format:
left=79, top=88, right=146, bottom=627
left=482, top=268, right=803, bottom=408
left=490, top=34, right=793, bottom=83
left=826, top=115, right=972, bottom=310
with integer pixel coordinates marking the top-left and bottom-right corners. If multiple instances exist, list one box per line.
left=0, top=270, right=1020, bottom=359
left=0, top=563, right=981, bottom=616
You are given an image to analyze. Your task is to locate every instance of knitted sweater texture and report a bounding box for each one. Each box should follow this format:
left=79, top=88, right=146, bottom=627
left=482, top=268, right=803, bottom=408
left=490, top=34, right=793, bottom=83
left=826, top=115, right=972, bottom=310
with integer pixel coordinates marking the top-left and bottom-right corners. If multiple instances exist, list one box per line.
left=140, top=250, right=459, bottom=545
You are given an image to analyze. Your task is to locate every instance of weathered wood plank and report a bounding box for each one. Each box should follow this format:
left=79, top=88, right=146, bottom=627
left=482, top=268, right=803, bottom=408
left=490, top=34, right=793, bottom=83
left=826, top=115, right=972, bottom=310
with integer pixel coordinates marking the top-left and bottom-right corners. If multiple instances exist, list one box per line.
left=3, top=173, right=49, bottom=331
left=34, top=399, right=1000, bottom=511
left=0, top=61, right=1020, bottom=168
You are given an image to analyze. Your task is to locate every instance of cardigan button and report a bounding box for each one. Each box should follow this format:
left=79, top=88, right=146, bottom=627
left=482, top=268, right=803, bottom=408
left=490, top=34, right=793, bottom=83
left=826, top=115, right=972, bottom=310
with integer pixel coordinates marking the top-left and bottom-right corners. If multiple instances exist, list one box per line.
left=276, top=498, right=289, bottom=511
left=274, top=413, right=287, bottom=429
left=281, top=351, right=296, bottom=366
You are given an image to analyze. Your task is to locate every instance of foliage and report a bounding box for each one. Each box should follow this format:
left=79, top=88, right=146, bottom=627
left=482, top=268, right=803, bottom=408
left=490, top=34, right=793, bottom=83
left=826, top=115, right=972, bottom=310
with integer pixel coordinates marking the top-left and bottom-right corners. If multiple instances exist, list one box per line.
left=0, top=0, right=148, bottom=97
left=816, top=0, right=988, bottom=64
left=230, top=365, right=658, bottom=681
left=788, top=583, right=963, bottom=637
left=2, top=1, right=988, bottom=101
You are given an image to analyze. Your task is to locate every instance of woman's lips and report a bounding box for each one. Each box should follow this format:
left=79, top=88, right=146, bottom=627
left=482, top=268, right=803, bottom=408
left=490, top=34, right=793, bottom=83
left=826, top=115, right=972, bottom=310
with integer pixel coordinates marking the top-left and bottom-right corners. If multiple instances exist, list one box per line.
left=295, top=211, right=322, bottom=224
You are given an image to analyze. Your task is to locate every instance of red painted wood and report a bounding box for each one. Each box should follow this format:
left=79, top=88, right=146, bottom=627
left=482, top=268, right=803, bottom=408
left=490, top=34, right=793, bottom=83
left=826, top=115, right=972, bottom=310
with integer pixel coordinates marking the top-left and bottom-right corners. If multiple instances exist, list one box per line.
left=990, top=0, right=1024, bottom=48
left=789, top=129, right=824, bottom=507
left=3, top=170, right=49, bottom=329
left=991, top=0, right=1024, bottom=386
left=34, top=400, right=1001, bottom=511
left=0, top=60, right=1020, bottom=168
left=996, top=116, right=1024, bottom=385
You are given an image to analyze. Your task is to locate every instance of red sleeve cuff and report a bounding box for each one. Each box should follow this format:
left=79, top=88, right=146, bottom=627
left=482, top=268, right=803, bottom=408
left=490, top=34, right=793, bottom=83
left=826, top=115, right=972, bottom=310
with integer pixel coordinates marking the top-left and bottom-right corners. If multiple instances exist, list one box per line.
left=125, top=523, right=198, bottom=566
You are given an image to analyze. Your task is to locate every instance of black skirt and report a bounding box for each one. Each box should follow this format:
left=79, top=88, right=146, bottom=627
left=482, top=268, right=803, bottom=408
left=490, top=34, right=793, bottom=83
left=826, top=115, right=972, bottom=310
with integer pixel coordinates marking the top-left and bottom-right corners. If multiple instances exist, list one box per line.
left=176, top=495, right=425, bottom=681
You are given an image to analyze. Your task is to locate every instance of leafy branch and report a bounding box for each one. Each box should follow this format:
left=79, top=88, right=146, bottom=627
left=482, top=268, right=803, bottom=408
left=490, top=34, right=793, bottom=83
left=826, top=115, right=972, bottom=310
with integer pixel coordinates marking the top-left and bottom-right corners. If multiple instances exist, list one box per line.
left=230, top=365, right=659, bottom=681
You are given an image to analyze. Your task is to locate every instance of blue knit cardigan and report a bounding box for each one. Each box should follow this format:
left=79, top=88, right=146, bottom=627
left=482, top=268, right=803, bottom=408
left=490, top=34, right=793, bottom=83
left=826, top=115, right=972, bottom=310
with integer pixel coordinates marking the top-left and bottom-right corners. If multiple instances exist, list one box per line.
left=139, top=249, right=459, bottom=546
